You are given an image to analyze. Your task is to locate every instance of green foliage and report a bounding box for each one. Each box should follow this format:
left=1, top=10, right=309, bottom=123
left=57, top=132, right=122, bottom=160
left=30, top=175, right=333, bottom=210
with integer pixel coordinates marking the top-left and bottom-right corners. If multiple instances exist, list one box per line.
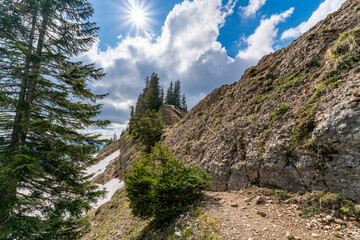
left=144, top=73, right=163, bottom=112
left=135, top=73, right=163, bottom=116
left=131, top=110, right=164, bottom=153
left=269, top=104, right=289, bottom=120
left=125, top=144, right=211, bottom=225
left=165, top=80, right=187, bottom=111
left=166, top=210, right=221, bottom=240
left=230, top=142, right=238, bottom=155
left=301, top=192, right=340, bottom=218
left=300, top=192, right=360, bottom=221
left=256, top=72, right=310, bottom=102
left=0, top=0, right=108, bottom=238
left=274, top=190, right=291, bottom=202
left=305, top=58, right=320, bottom=68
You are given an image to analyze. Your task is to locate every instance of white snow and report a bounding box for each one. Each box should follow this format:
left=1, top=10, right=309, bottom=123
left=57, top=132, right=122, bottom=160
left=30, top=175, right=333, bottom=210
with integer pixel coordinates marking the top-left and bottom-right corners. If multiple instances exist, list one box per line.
left=93, top=179, right=125, bottom=208
left=170, top=105, right=182, bottom=115
left=86, top=150, right=120, bottom=178
left=16, top=150, right=125, bottom=215
left=86, top=149, right=125, bottom=208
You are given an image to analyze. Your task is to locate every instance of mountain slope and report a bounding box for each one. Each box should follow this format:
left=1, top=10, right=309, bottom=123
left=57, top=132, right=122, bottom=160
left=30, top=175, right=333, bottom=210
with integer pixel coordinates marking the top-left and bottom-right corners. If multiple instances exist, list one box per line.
left=164, top=0, right=360, bottom=201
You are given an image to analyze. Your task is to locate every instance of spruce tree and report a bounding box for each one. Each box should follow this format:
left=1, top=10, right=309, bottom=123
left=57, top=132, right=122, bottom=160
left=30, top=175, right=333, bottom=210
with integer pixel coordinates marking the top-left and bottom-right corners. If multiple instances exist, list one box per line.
left=143, top=73, right=162, bottom=111
left=135, top=93, right=146, bottom=115
left=165, top=80, right=186, bottom=109
left=174, top=79, right=181, bottom=108
left=0, top=0, right=109, bottom=238
left=181, top=94, right=187, bottom=112
left=165, top=81, right=174, bottom=105
left=160, top=85, right=164, bottom=103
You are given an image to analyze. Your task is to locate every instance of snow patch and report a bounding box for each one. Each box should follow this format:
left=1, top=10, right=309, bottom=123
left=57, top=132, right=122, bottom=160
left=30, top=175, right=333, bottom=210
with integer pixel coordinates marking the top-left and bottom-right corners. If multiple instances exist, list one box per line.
left=85, top=150, right=120, bottom=178
left=86, top=149, right=125, bottom=209
left=170, top=105, right=182, bottom=115
left=93, top=179, right=125, bottom=208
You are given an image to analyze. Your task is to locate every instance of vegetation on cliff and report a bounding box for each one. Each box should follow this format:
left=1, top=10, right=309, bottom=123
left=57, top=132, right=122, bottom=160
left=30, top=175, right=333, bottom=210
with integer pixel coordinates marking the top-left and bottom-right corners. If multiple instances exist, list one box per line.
left=129, top=74, right=187, bottom=152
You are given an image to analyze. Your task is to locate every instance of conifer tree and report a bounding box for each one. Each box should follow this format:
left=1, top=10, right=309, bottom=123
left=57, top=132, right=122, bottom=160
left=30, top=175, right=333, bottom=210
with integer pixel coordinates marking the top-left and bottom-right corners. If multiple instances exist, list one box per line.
left=144, top=73, right=162, bottom=111
left=165, top=80, right=186, bottom=109
left=165, top=81, right=174, bottom=105
left=135, top=93, right=146, bottom=115
left=174, top=79, right=181, bottom=108
left=129, top=105, right=135, bottom=133
left=181, top=94, right=187, bottom=112
left=0, top=0, right=109, bottom=238
left=160, top=85, right=164, bottom=103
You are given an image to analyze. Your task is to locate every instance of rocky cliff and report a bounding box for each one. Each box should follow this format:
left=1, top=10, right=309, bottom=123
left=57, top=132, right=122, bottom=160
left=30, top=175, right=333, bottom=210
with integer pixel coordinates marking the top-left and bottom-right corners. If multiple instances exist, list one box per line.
left=164, top=0, right=360, bottom=202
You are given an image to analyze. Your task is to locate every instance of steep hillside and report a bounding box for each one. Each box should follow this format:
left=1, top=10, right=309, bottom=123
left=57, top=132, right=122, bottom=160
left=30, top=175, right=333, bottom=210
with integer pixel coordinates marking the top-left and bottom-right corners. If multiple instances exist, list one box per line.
left=90, top=104, right=186, bottom=186
left=164, top=0, right=360, bottom=202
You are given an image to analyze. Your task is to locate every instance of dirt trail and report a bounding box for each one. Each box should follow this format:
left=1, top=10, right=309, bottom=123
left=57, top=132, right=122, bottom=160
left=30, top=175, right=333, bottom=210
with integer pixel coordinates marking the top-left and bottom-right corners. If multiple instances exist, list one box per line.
left=203, top=189, right=360, bottom=240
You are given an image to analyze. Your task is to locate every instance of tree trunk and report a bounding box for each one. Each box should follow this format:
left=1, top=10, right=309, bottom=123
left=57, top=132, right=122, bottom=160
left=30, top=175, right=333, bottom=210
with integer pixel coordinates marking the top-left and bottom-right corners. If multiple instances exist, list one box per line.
left=22, top=1, right=51, bottom=143
left=10, top=1, right=38, bottom=147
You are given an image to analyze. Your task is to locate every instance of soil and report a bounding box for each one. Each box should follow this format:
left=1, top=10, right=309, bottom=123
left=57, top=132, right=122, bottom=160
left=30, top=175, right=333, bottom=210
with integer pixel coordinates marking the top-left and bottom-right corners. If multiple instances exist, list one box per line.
left=203, top=188, right=360, bottom=240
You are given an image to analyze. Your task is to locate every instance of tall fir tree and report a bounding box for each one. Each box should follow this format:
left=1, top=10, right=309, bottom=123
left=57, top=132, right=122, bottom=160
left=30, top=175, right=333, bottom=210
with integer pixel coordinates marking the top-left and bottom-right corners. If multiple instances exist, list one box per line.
left=160, top=85, right=164, bottom=103
left=181, top=94, right=187, bottom=112
left=143, top=73, right=162, bottom=111
left=165, top=80, right=186, bottom=109
left=165, top=81, right=174, bottom=105
left=135, top=93, right=146, bottom=116
left=174, top=79, right=181, bottom=108
left=0, top=0, right=110, bottom=238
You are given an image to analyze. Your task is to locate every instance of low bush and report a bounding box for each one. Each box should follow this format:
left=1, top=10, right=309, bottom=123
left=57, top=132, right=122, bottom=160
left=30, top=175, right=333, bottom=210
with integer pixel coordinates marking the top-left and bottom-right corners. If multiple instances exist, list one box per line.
left=125, top=143, right=211, bottom=225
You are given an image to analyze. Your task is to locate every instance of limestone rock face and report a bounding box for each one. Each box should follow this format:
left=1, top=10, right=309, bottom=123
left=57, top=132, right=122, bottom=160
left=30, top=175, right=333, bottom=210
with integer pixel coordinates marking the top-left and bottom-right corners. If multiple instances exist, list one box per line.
left=164, top=0, right=360, bottom=201
left=313, top=100, right=360, bottom=200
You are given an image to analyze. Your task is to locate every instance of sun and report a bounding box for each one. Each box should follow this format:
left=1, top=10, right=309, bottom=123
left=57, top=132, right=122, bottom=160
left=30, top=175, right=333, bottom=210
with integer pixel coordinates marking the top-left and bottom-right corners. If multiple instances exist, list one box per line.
left=130, top=7, right=146, bottom=27
left=122, top=1, right=153, bottom=33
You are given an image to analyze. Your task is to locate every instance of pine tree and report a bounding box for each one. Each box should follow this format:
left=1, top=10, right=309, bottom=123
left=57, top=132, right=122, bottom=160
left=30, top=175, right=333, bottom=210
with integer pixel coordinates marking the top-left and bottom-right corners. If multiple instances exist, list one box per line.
left=143, top=73, right=162, bottom=111
left=130, top=110, right=164, bottom=153
left=143, top=76, right=150, bottom=93
left=0, top=0, right=109, bottom=238
left=135, top=93, right=146, bottom=116
left=165, top=81, right=174, bottom=105
left=174, top=79, right=181, bottom=108
left=113, top=133, right=118, bottom=141
left=165, top=80, right=186, bottom=109
left=129, top=105, right=135, bottom=134
left=160, top=85, right=164, bottom=103
left=181, top=94, right=187, bottom=112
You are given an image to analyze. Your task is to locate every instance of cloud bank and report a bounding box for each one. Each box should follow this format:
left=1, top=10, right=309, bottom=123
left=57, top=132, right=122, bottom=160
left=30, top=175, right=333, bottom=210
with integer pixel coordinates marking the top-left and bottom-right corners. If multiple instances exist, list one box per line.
left=281, top=0, right=346, bottom=40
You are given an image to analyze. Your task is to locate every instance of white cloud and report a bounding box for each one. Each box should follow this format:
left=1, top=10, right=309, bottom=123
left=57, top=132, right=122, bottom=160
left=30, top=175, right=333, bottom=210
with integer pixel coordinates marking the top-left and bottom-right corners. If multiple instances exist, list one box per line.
left=238, top=8, right=294, bottom=61
left=83, top=123, right=128, bottom=139
left=240, top=0, right=267, bottom=18
left=85, top=0, right=240, bottom=111
left=83, top=0, right=293, bottom=137
left=281, top=0, right=346, bottom=40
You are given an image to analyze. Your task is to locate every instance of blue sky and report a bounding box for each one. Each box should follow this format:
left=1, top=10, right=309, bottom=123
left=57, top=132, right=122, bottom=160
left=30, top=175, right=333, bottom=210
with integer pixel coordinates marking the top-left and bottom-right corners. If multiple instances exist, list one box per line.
left=83, top=0, right=346, bottom=138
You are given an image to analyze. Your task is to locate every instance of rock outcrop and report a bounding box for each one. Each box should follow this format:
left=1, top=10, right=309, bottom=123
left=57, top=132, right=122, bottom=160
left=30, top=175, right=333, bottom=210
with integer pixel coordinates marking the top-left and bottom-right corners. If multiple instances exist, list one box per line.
left=164, top=0, right=360, bottom=201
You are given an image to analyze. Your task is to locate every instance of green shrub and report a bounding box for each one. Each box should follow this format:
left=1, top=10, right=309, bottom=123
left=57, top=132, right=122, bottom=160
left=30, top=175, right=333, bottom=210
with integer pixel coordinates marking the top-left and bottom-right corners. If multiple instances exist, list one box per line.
left=125, top=143, right=211, bottom=225
left=300, top=192, right=360, bottom=220
left=130, top=110, right=164, bottom=152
